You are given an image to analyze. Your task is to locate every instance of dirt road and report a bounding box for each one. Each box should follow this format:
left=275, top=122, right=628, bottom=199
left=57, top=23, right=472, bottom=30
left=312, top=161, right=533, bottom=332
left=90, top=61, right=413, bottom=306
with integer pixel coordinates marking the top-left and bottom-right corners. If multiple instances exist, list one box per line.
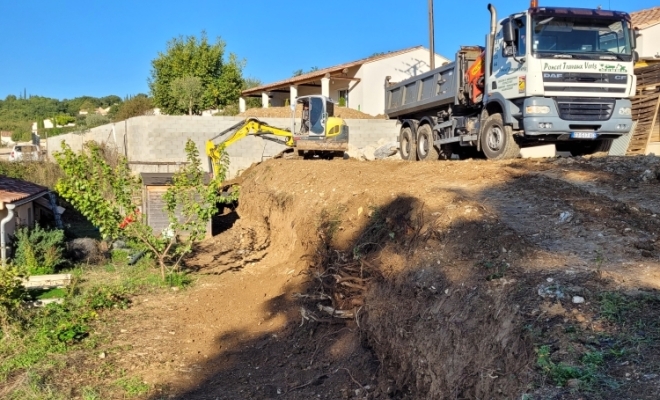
left=71, top=155, right=660, bottom=399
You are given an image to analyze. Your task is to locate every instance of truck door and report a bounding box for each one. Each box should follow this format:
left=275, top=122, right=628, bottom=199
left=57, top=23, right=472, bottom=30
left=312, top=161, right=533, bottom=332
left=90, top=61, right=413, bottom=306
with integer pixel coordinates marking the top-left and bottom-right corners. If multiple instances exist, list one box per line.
left=309, top=97, right=326, bottom=136
left=491, top=15, right=528, bottom=100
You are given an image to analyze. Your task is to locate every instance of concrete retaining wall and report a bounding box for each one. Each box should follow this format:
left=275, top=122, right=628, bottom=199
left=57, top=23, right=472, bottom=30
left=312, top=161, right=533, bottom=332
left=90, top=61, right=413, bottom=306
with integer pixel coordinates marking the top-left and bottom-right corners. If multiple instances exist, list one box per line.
left=46, top=116, right=400, bottom=178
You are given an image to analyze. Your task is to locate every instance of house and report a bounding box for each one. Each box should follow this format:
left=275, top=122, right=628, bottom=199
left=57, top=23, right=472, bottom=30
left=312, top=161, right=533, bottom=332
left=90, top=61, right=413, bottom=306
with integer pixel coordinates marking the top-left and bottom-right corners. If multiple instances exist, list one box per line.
left=1, top=131, right=13, bottom=146
left=631, top=6, right=660, bottom=64
left=0, top=177, right=53, bottom=264
left=240, top=46, right=449, bottom=117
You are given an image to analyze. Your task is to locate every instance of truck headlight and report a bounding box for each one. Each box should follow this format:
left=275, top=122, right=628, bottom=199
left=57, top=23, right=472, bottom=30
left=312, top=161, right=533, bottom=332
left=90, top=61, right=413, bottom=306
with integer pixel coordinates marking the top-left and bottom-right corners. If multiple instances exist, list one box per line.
left=526, top=105, right=550, bottom=115
left=619, top=107, right=632, bottom=115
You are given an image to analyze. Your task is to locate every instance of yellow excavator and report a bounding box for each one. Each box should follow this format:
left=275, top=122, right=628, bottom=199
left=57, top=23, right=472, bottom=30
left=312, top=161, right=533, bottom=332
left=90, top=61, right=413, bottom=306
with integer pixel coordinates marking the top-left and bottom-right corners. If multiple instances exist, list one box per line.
left=206, top=95, right=349, bottom=178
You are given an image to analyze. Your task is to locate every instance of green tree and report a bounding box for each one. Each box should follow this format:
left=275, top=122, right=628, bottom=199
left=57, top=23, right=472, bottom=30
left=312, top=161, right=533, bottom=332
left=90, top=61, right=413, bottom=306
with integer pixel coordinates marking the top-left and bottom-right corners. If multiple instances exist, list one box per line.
left=112, top=95, right=153, bottom=121
left=243, top=77, right=263, bottom=109
left=171, top=76, right=203, bottom=116
left=53, top=140, right=236, bottom=279
left=149, top=31, right=245, bottom=114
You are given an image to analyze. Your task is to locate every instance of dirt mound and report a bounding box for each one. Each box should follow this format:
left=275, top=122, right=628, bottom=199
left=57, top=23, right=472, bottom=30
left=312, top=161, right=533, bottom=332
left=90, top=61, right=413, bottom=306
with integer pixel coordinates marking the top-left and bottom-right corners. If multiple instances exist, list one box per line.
left=238, top=104, right=383, bottom=119
left=89, top=155, right=660, bottom=400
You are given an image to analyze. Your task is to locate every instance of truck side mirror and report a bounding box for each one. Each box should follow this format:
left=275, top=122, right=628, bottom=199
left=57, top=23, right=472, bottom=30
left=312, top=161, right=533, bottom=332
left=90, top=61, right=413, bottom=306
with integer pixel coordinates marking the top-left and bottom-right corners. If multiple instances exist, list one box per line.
left=503, top=19, right=515, bottom=44
left=632, top=28, right=639, bottom=49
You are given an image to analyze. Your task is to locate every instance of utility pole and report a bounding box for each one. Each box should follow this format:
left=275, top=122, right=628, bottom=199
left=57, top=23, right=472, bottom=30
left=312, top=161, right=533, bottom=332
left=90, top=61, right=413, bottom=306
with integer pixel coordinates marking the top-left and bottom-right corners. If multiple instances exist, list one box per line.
left=428, top=0, right=435, bottom=70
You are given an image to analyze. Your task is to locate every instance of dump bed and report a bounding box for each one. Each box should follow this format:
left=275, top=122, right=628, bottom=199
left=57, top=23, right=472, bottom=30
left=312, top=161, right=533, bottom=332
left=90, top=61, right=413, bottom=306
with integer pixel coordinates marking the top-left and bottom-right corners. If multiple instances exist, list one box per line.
left=384, top=46, right=483, bottom=119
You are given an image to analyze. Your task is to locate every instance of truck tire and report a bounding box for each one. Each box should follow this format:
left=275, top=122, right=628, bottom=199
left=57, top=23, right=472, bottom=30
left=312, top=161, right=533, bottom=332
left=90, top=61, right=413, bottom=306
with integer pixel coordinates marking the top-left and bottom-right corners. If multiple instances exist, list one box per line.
left=399, top=126, right=417, bottom=161
left=417, top=124, right=439, bottom=161
left=480, top=114, right=520, bottom=160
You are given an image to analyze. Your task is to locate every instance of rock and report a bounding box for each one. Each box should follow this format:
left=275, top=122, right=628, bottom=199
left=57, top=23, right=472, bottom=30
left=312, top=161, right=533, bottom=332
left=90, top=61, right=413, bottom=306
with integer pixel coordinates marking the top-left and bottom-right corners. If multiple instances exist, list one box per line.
left=67, top=238, right=104, bottom=263
left=557, top=211, right=573, bottom=224
left=387, top=151, right=402, bottom=161
left=362, top=146, right=376, bottom=161
left=640, top=169, right=655, bottom=182
left=374, top=141, right=399, bottom=159
left=112, top=240, right=128, bottom=250
left=567, top=378, right=581, bottom=388
left=345, top=144, right=361, bottom=160
left=572, top=296, right=585, bottom=304
left=99, top=352, right=106, bottom=359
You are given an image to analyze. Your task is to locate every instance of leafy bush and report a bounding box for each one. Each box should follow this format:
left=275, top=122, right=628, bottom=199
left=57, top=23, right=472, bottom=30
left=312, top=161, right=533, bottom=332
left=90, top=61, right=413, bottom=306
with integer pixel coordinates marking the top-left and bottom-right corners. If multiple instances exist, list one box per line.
left=0, top=265, right=28, bottom=330
left=13, top=225, right=66, bottom=275
left=84, top=114, right=110, bottom=129
left=11, top=131, right=31, bottom=142
left=54, top=114, right=75, bottom=126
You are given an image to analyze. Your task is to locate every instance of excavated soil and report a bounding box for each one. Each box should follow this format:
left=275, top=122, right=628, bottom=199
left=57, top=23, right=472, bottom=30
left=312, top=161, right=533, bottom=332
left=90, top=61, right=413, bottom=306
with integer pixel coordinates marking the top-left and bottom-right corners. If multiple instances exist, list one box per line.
left=58, top=155, right=660, bottom=399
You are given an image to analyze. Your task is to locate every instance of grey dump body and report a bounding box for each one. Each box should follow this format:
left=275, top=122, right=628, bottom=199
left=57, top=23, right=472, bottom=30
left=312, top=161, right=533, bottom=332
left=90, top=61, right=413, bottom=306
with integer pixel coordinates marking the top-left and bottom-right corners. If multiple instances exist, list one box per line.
left=385, top=59, right=460, bottom=119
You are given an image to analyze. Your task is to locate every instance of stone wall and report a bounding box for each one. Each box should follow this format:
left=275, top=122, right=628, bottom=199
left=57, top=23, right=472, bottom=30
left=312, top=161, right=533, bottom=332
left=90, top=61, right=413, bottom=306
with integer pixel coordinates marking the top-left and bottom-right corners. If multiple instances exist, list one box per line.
left=46, top=116, right=400, bottom=178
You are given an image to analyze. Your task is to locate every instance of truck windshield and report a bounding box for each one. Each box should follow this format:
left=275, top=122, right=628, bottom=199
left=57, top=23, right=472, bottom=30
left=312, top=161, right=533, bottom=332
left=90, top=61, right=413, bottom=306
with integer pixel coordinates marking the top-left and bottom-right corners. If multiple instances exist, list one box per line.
left=532, top=16, right=632, bottom=60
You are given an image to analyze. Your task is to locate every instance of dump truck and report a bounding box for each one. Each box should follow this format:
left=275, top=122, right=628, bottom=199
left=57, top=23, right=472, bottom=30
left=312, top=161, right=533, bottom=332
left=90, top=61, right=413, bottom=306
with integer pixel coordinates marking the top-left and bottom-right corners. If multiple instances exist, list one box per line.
left=385, top=1, right=637, bottom=160
left=206, top=95, right=349, bottom=177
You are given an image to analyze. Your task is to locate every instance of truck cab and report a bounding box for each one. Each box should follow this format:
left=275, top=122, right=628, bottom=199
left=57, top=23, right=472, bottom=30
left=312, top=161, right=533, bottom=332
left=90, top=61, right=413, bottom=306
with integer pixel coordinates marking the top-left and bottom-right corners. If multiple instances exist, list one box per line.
left=486, top=3, right=636, bottom=155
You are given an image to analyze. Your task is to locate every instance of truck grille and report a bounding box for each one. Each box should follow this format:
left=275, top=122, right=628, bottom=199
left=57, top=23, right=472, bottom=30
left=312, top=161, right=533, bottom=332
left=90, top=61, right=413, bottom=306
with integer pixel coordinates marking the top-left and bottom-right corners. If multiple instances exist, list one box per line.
left=555, top=98, right=615, bottom=121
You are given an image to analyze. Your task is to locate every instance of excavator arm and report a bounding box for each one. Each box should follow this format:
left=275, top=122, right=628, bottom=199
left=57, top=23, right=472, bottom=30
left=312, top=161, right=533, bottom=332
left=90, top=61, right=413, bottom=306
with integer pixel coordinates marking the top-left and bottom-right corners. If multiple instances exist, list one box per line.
left=206, top=118, right=295, bottom=178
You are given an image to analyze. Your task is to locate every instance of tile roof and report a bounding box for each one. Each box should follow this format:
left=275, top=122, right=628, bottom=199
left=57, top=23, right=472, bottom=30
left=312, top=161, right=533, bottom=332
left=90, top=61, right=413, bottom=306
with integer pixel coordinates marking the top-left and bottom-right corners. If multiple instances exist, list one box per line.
left=631, top=6, right=660, bottom=30
left=242, top=46, right=430, bottom=96
left=0, top=176, right=48, bottom=204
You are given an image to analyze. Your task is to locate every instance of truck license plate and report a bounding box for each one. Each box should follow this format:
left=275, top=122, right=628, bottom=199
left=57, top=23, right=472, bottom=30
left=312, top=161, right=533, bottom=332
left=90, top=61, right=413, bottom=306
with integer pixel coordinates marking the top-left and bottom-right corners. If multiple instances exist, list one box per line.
left=570, top=132, right=599, bottom=139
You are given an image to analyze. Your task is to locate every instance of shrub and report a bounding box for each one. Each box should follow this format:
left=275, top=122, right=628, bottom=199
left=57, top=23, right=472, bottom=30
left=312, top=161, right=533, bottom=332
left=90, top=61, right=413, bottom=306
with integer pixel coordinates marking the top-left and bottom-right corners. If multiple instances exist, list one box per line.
left=12, top=225, right=66, bottom=275
left=0, top=265, right=28, bottom=330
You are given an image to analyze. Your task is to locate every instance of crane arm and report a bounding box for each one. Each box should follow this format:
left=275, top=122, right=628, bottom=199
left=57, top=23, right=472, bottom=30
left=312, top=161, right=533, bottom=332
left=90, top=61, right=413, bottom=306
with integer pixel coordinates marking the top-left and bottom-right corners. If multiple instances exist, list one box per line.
left=206, top=118, right=295, bottom=178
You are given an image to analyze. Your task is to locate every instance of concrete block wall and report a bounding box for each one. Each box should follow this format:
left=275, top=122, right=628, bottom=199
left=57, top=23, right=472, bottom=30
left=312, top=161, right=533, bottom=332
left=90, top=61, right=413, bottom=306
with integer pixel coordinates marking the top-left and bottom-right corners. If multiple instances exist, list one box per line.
left=46, top=115, right=400, bottom=178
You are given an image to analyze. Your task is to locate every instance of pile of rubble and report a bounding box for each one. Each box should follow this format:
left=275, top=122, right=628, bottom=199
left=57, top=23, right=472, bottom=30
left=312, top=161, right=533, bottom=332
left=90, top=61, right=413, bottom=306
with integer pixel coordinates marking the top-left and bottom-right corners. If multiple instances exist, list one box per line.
left=345, top=139, right=400, bottom=161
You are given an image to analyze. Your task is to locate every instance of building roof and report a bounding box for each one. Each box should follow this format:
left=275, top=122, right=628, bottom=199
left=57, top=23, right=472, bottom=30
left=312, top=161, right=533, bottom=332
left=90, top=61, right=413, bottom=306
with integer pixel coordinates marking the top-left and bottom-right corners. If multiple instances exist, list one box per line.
left=0, top=176, right=49, bottom=204
left=242, top=46, right=431, bottom=96
left=631, top=6, right=660, bottom=30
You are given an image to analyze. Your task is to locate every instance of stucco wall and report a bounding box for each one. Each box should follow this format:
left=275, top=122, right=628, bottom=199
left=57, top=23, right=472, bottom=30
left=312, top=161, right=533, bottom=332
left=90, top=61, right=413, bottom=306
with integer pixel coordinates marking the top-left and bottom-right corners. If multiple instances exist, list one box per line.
left=46, top=116, right=400, bottom=179
left=352, top=49, right=450, bottom=116
left=0, top=202, right=33, bottom=243
left=638, top=24, right=660, bottom=60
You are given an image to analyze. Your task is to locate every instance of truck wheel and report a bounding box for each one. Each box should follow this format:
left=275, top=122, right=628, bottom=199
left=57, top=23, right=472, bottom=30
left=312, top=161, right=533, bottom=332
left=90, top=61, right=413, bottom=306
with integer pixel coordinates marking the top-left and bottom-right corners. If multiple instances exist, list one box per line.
left=480, top=114, right=520, bottom=160
left=399, top=126, right=417, bottom=161
left=417, top=124, right=439, bottom=161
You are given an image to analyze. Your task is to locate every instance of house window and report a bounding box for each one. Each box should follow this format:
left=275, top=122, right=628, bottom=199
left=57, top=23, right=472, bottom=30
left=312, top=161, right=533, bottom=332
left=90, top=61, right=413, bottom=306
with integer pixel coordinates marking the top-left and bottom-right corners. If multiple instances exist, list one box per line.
left=338, top=90, right=349, bottom=107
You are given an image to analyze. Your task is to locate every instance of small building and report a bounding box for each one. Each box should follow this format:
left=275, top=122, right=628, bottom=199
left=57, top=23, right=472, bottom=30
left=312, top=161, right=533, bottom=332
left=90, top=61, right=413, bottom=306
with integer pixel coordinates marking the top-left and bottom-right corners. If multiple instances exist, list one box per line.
left=632, top=6, right=660, bottom=65
left=140, top=173, right=212, bottom=238
left=0, top=177, right=52, bottom=264
left=240, top=46, right=449, bottom=117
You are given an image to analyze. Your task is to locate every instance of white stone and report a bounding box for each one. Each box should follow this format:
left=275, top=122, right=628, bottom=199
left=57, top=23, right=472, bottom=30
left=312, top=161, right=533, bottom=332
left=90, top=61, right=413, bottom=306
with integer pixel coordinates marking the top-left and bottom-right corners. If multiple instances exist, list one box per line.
left=572, top=296, right=585, bottom=304
left=362, top=146, right=376, bottom=161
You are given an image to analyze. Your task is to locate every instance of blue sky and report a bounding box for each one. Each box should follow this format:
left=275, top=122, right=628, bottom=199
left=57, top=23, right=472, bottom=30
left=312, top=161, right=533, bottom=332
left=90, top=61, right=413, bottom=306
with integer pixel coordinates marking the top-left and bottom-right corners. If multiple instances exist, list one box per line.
left=0, top=0, right=656, bottom=100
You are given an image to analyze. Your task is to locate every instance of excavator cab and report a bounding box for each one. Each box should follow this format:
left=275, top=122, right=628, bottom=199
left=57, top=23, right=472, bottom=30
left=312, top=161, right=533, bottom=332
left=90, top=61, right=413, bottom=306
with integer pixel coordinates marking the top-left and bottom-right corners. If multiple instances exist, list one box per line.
left=297, top=95, right=334, bottom=136
left=296, top=95, right=346, bottom=142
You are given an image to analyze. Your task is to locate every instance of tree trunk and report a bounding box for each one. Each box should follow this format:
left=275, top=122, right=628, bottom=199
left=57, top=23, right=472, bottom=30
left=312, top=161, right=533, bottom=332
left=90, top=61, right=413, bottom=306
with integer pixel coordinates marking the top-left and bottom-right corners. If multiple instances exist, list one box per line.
left=159, top=257, right=166, bottom=281
left=189, top=98, right=193, bottom=116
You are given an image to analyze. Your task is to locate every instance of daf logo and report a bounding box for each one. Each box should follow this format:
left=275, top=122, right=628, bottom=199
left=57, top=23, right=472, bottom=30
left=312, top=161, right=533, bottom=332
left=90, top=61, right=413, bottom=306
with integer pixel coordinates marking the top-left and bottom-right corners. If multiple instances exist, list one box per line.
left=543, top=73, right=563, bottom=78
left=614, top=75, right=627, bottom=80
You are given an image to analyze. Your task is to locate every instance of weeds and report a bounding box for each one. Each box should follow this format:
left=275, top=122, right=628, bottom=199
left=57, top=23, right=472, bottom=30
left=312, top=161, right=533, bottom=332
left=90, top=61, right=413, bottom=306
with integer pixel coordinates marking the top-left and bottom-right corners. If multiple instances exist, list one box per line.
left=477, top=259, right=509, bottom=281
left=599, top=292, right=633, bottom=323
left=536, top=345, right=600, bottom=388
left=114, top=376, right=150, bottom=397
left=12, top=225, right=66, bottom=275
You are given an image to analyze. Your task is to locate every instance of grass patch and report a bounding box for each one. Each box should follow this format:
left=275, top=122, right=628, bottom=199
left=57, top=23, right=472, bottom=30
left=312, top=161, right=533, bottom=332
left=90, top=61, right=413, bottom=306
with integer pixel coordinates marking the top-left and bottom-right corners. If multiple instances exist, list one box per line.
left=1, top=248, right=192, bottom=398
left=29, top=288, right=67, bottom=300
left=536, top=345, right=601, bottom=388
left=114, top=376, right=150, bottom=397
